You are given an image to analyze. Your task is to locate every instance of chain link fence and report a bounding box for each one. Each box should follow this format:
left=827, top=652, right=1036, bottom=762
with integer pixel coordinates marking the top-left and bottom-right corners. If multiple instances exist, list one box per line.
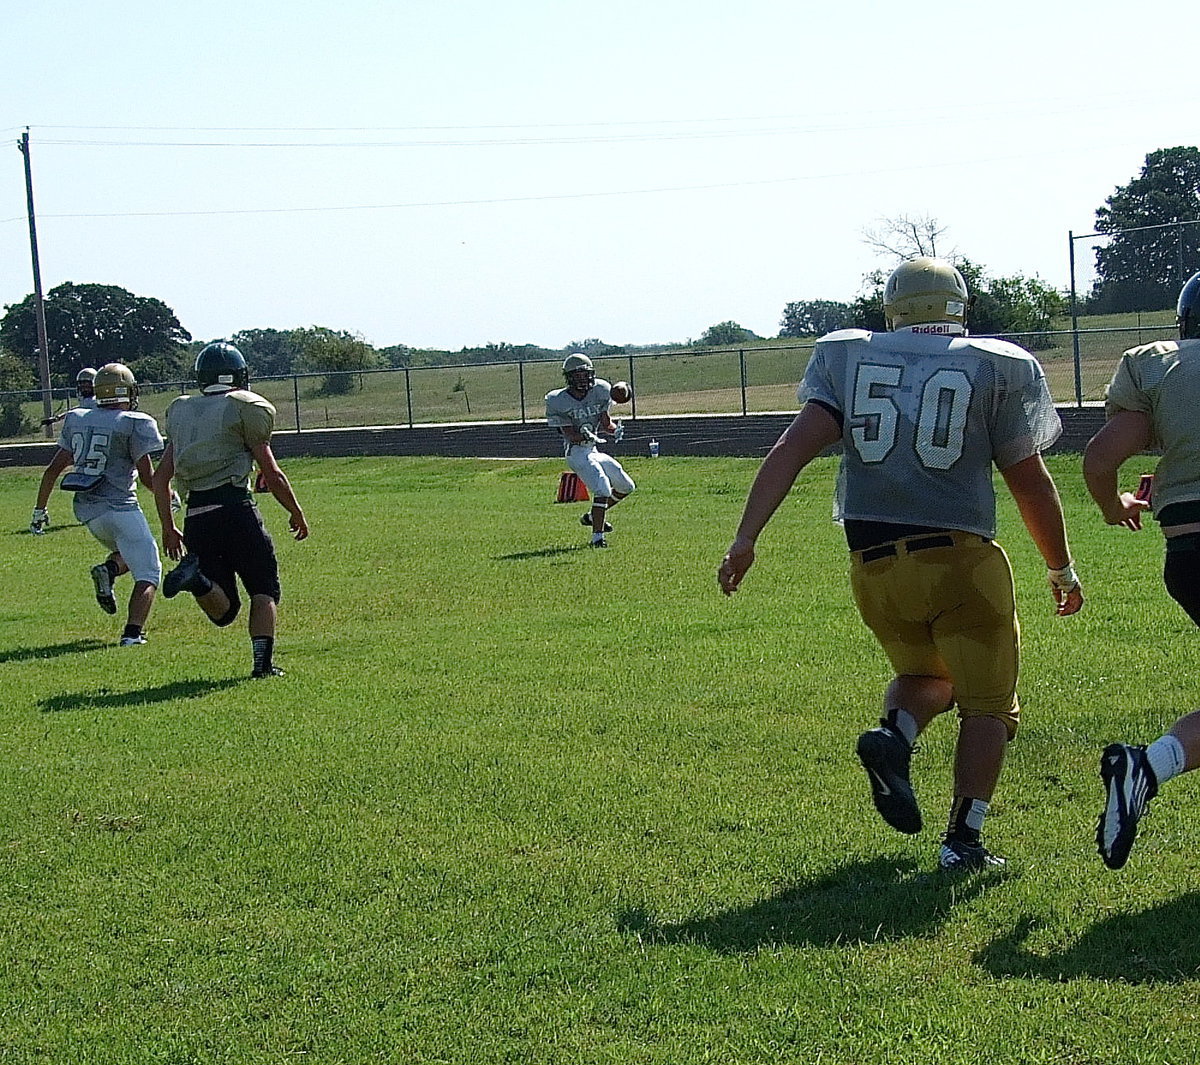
left=0, top=322, right=1176, bottom=444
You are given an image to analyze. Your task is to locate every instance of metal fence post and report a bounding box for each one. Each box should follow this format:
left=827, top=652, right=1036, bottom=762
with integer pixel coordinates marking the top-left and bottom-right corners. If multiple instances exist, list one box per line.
left=405, top=368, right=413, bottom=428
left=739, top=349, right=747, bottom=416
left=519, top=360, right=526, bottom=423
left=1068, top=230, right=1083, bottom=408
left=626, top=352, right=637, bottom=419
left=293, top=375, right=301, bottom=432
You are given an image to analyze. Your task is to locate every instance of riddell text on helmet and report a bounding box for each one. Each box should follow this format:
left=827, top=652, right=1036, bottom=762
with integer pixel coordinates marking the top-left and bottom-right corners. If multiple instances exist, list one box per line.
left=910, top=323, right=962, bottom=334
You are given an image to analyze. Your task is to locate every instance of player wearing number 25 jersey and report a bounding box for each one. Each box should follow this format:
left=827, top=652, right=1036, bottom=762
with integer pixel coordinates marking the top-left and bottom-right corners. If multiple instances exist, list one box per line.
left=719, top=257, right=1083, bottom=872
left=31, top=363, right=165, bottom=646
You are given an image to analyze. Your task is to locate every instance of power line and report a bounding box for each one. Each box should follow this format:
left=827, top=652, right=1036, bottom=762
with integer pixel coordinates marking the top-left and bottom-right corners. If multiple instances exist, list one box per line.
left=1, top=144, right=1137, bottom=224
left=23, top=95, right=1169, bottom=150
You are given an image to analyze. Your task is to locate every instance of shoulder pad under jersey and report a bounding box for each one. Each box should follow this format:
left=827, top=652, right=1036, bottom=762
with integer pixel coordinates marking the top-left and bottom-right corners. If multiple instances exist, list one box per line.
left=1122, top=339, right=1179, bottom=359
left=816, top=328, right=872, bottom=343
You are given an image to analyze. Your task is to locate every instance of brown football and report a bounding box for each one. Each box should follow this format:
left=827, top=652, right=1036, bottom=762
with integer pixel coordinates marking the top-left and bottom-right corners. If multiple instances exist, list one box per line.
left=611, top=381, right=632, bottom=404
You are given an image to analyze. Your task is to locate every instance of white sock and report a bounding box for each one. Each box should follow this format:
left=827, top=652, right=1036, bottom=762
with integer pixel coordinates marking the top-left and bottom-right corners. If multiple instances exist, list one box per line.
left=1146, top=734, right=1186, bottom=785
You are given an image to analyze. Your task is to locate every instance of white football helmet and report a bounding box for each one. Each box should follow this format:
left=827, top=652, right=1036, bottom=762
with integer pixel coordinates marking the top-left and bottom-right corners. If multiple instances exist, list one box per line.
left=562, top=353, right=595, bottom=391
left=76, top=366, right=97, bottom=398
left=883, top=257, right=969, bottom=332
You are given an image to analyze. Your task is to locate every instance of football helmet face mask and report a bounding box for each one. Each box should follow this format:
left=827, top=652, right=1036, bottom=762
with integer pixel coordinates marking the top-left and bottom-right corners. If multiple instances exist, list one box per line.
left=1178, top=271, right=1200, bottom=340
left=93, top=363, right=138, bottom=408
left=562, top=353, right=596, bottom=392
left=883, top=257, right=969, bottom=332
left=76, top=366, right=97, bottom=398
left=196, top=341, right=250, bottom=393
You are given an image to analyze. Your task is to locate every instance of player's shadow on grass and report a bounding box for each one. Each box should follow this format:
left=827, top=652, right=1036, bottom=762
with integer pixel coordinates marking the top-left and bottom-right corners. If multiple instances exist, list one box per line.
left=39, top=677, right=246, bottom=714
left=617, top=856, right=1007, bottom=953
left=976, top=892, right=1200, bottom=984
left=0, top=638, right=110, bottom=664
left=10, top=524, right=82, bottom=537
left=494, top=545, right=588, bottom=561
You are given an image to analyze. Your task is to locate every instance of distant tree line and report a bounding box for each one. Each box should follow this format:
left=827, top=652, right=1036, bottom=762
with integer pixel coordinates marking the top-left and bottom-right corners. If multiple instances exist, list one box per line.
left=1, top=144, right=1193, bottom=436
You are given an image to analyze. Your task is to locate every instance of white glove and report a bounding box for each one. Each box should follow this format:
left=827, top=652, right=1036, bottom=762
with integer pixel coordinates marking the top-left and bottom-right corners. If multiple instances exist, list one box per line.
left=612, top=420, right=625, bottom=443
left=170, top=489, right=182, bottom=513
left=579, top=427, right=602, bottom=446
left=30, top=507, right=48, bottom=535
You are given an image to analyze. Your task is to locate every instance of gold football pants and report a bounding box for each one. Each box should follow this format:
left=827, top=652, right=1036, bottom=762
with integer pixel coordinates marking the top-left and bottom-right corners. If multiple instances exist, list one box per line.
left=848, top=532, right=1020, bottom=738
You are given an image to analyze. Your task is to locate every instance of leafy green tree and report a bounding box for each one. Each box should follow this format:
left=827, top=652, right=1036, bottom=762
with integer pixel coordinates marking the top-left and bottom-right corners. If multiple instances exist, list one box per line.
left=0, top=350, right=35, bottom=437
left=230, top=328, right=305, bottom=378
left=566, top=338, right=625, bottom=358
left=379, top=343, right=412, bottom=368
left=779, top=300, right=855, bottom=337
left=957, top=259, right=1064, bottom=342
left=1090, top=146, right=1200, bottom=312
left=295, top=327, right=378, bottom=395
left=0, top=282, right=191, bottom=383
left=849, top=270, right=888, bottom=331
left=697, top=321, right=759, bottom=347
left=849, top=260, right=1063, bottom=343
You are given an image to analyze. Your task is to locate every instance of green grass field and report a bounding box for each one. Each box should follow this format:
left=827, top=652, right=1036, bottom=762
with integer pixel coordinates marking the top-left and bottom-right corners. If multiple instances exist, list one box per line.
left=0, top=454, right=1197, bottom=1063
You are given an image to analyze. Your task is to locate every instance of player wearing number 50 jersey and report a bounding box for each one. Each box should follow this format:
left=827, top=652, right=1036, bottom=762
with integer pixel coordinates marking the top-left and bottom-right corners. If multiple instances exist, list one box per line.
left=718, top=257, right=1083, bottom=872
left=31, top=363, right=165, bottom=646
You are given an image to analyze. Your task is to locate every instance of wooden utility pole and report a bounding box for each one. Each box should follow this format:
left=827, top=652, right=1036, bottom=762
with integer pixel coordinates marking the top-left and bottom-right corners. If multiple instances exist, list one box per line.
left=18, top=128, right=54, bottom=435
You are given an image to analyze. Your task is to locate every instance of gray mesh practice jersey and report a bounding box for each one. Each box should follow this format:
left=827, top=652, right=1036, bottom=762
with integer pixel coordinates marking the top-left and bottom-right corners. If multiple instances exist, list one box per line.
left=1104, top=338, right=1200, bottom=515
left=545, top=379, right=613, bottom=456
left=57, top=407, right=164, bottom=523
left=799, top=328, right=1061, bottom=538
left=165, top=389, right=275, bottom=495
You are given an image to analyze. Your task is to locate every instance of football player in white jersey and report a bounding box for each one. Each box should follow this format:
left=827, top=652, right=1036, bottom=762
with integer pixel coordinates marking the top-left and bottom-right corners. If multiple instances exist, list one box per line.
left=31, top=363, right=164, bottom=645
left=719, top=257, right=1083, bottom=871
left=545, top=353, right=635, bottom=548
left=153, top=342, right=309, bottom=678
left=40, top=367, right=99, bottom=427
left=1084, top=269, right=1200, bottom=870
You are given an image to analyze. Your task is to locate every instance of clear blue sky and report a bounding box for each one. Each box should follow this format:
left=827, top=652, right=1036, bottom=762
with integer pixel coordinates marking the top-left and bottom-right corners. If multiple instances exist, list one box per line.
left=1, top=0, right=1192, bottom=351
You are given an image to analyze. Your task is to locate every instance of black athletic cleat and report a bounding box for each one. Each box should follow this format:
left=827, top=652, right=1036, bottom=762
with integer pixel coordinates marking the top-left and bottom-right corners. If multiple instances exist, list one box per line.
left=579, top=512, right=613, bottom=532
left=163, top=553, right=204, bottom=598
left=91, top=563, right=117, bottom=615
left=251, top=665, right=285, bottom=679
left=1097, top=743, right=1158, bottom=870
left=856, top=724, right=921, bottom=834
left=589, top=538, right=609, bottom=549
left=938, top=836, right=1006, bottom=871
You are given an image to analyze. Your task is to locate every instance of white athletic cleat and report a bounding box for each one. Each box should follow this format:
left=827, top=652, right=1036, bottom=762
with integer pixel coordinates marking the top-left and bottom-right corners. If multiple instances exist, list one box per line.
left=119, top=634, right=147, bottom=646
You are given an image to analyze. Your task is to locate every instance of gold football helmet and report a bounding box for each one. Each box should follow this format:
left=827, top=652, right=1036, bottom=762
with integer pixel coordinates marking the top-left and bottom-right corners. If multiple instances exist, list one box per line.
left=883, top=257, right=969, bottom=331
left=93, top=362, right=138, bottom=408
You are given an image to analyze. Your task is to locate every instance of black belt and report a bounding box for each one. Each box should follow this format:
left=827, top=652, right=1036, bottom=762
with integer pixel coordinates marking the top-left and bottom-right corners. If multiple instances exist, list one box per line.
left=859, top=534, right=957, bottom=563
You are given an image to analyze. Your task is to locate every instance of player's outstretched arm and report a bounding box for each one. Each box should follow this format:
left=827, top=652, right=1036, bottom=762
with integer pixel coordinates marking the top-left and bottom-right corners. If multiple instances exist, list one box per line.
left=718, top=402, right=840, bottom=595
left=1001, top=453, right=1082, bottom=616
left=1082, top=411, right=1153, bottom=531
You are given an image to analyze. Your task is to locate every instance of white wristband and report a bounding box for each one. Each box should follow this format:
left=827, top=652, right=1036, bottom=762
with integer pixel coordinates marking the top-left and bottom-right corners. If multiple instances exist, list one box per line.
left=1047, top=562, right=1079, bottom=592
